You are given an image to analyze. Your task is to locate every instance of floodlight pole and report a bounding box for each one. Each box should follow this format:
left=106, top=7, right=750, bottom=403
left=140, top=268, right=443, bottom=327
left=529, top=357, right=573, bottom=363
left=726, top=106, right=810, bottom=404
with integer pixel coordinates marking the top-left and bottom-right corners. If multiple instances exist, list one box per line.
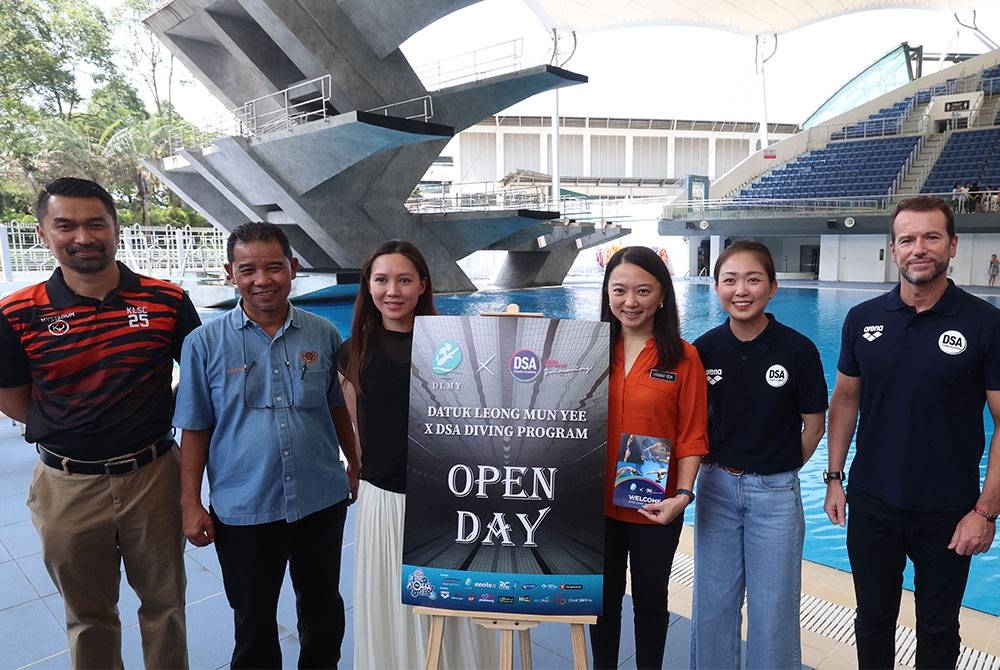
left=756, top=34, right=778, bottom=151
left=551, top=28, right=561, bottom=212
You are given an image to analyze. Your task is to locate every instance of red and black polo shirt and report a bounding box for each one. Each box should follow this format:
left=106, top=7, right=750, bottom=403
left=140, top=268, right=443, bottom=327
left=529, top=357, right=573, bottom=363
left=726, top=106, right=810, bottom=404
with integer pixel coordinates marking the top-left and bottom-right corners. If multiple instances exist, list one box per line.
left=0, top=262, right=201, bottom=460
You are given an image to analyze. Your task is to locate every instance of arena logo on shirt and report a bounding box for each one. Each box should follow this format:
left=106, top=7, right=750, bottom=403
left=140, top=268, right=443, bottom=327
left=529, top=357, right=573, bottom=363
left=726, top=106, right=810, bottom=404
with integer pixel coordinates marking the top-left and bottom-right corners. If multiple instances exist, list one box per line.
left=765, top=364, right=788, bottom=388
left=938, top=330, right=967, bottom=355
left=862, top=324, right=884, bottom=342
left=704, top=368, right=723, bottom=385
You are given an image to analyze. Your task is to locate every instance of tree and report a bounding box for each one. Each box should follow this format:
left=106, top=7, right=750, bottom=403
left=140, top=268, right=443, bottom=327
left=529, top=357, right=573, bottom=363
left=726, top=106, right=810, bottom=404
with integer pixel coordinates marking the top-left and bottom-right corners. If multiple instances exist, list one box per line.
left=0, top=0, right=115, bottom=119
left=114, top=0, right=180, bottom=119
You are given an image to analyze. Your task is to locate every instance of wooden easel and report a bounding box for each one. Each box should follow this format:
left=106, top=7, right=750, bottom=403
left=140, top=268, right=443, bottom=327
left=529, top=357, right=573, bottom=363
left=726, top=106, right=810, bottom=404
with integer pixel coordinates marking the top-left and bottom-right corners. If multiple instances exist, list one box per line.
left=413, top=606, right=595, bottom=670
left=415, top=303, right=599, bottom=669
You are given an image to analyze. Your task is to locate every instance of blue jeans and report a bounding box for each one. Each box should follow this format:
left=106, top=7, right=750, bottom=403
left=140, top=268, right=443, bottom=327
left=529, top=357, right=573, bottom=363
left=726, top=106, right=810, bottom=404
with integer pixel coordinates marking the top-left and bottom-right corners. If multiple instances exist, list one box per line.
left=691, top=463, right=804, bottom=669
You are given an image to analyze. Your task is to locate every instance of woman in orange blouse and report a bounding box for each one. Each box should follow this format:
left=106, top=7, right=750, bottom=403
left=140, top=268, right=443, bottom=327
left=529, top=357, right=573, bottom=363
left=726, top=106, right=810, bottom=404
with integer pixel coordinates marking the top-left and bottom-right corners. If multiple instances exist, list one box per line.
left=590, top=246, right=709, bottom=669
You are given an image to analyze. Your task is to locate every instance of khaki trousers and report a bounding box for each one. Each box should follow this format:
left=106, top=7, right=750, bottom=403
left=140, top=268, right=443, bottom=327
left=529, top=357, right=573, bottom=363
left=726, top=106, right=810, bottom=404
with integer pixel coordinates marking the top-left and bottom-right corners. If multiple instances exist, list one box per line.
left=27, top=447, right=188, bottom=670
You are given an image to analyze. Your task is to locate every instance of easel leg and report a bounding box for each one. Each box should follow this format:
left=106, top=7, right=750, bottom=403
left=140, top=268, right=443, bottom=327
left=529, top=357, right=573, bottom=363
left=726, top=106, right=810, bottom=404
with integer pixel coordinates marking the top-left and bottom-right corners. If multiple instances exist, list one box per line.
left=425, top=615, right=445, bottom=670
left=499, top=629, right=514, bottom=669
left=518, top=629, right=532, bottom=670
left=570, top=623, right=588, bottom=670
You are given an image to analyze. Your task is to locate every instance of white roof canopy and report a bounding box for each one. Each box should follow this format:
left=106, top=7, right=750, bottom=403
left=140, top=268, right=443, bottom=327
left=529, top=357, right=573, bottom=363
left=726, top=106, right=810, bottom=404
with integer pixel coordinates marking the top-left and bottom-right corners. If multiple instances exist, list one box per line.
left=522, top=0, right=978, bottom=37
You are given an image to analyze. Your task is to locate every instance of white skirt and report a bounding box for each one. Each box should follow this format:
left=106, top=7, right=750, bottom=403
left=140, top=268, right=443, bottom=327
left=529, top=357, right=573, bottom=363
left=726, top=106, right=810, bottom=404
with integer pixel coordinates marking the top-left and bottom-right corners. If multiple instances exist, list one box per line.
left=353, top=480, right=499, bottom=669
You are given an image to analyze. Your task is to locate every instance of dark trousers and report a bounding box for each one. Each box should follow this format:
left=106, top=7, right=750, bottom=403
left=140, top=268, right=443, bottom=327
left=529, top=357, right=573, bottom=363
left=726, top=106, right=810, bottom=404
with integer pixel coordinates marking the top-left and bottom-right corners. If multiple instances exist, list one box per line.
left=847, top=489, right=971, bottom=670
left=213, top=501, right=348, bottom=669
left=589, top=516, right=683, bottom=670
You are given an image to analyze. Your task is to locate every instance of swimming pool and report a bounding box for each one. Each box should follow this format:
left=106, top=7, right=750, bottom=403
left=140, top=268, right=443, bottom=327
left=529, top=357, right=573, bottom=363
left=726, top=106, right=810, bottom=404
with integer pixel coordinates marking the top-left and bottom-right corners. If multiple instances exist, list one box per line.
left=299, top=279, right=1000, bottom=616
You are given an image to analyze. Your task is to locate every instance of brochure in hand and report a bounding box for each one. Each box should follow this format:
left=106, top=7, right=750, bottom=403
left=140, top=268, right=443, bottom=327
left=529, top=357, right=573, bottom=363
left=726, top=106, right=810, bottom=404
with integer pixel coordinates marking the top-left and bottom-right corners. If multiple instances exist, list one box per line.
left=612, top=433, right=672, bottom=509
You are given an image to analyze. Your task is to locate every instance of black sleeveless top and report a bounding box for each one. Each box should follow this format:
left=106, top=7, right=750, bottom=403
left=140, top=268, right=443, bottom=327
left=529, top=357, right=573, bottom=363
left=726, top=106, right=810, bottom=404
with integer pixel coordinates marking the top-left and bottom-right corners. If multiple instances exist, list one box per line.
left=336, top=330, right=412, bottom=493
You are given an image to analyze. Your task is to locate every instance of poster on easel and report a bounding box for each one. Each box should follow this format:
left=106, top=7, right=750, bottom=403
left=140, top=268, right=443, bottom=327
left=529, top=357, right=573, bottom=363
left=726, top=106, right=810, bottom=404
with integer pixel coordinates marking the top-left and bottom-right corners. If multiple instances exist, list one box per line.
left=402, top=315, right=608, bottom=617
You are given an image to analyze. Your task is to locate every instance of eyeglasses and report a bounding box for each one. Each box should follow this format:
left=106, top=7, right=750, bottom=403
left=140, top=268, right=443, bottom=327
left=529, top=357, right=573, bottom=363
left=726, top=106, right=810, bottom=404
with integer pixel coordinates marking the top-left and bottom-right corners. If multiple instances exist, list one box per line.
left=241, top=325, right=296, bottom=409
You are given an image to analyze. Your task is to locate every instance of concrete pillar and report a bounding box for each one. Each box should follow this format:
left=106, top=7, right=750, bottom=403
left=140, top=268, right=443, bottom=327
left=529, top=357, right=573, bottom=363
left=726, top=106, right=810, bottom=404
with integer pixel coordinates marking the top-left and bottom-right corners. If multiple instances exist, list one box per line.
left=667, top=135, right=676, bottom=178
left=495, top=128, right=505, bottom=182
left=708, top=136, right=717, bottom=180
left=624, top=135, right=634, bottom=178
left=688, top=236, right=701, bottom=277
left=582, top=125, right=592, bottom=177
left=710, top=235, right=723, bottom=276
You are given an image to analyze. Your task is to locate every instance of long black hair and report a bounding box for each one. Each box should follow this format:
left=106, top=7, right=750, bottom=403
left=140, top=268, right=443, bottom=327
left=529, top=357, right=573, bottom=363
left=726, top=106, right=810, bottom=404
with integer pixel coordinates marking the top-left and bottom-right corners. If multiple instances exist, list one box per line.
left=345, top=240, right=436, bottom=394
left=600, top=246, right=683, bottom=369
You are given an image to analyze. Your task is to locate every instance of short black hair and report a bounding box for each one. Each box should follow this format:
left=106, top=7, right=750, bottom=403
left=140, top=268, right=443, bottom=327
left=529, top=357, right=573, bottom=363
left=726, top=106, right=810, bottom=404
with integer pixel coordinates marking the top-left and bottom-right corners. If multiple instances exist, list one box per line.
left=227, top=222, right=292, bottom=262
left=890, top=195, right=955, bottom=241
left=36, top=177, right=117, bottom=225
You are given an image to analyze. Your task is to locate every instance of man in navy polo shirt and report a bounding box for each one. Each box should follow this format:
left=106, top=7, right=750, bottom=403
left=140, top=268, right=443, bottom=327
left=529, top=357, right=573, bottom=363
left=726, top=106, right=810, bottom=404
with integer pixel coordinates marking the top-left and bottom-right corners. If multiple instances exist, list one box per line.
left=825, top=195, right=1000, bottom=669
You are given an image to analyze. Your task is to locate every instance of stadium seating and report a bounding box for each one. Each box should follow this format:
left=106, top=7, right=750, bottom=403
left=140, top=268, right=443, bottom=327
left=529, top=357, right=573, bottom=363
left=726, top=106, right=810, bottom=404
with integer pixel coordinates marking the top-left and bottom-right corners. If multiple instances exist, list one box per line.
left=921, top=127, right=1000, bottom=194
left=830, top=97, right=914, bottom=140
left=732, top=135, right=920, bottom=206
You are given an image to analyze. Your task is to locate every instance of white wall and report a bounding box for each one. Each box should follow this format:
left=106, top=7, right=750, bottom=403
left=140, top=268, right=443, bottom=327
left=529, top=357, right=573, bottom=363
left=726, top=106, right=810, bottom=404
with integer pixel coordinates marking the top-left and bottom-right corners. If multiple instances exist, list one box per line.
left=826, top=235, right=890, bottom=282
left=955, top=233, right=1000, bottom=286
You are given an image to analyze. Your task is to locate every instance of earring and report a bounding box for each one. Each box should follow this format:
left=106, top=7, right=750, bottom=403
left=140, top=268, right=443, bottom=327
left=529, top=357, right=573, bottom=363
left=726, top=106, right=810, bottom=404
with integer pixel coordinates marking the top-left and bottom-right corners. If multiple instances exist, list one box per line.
left=659, top=302, right=664, bottom=309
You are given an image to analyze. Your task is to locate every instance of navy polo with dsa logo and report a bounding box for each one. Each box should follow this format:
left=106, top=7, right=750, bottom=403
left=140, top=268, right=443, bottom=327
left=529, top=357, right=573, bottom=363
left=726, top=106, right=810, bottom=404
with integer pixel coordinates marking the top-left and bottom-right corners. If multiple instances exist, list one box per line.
left=838, top=280, right=1000, bottom=512
left=694, top=314, right=828, bottom=475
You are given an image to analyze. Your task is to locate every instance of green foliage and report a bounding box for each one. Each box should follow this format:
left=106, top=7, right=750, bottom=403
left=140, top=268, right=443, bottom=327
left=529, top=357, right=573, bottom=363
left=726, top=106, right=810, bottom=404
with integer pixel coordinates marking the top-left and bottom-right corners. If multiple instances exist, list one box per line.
left=0, top=0, right=115, bottom=118
left=0, top=0, right=204, bottom=226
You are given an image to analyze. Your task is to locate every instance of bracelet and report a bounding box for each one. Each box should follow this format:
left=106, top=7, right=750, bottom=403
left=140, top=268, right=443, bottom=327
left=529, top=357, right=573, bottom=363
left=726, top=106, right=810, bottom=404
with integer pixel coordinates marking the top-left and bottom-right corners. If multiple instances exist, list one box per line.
left=675, top=488, right=695, bottom=502
left=973, top=505, right=998, bottom=523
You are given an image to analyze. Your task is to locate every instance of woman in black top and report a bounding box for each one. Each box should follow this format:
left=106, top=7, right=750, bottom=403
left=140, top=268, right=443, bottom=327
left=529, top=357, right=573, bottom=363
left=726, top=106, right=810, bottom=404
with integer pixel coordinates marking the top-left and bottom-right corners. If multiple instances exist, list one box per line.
left=337, top=240, right=495, bottom=668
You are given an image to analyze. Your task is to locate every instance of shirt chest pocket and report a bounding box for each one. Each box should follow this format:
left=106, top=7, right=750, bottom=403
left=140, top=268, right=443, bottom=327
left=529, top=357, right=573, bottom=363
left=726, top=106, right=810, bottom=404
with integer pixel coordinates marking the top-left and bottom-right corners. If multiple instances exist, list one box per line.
left=630, top=374, right=680, bottom=421
left=296, top=367, right=330, bottom=408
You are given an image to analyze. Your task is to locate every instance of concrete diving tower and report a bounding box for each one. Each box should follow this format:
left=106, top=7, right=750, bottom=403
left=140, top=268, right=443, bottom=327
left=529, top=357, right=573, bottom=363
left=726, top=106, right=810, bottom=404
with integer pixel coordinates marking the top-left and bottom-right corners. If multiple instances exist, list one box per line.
left=143, top=0, right=612, bottom=291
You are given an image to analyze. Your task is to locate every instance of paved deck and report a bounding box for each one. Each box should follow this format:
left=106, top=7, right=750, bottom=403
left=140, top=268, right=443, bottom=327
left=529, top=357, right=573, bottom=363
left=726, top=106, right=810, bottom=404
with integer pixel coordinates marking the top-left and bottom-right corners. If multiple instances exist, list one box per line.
left=1, top=417, right=997, bottom=668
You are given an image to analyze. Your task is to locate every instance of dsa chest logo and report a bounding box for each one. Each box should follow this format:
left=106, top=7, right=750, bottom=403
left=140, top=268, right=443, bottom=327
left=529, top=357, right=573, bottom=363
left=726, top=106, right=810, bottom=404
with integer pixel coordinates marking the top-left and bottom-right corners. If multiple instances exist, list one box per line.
left=705, top=368, right=723, bottom=385
left=938, top=330, right=967, bottom=355
left=862, top=324, right=883, bottom=342
left=765, top=364, right=788, bottom=388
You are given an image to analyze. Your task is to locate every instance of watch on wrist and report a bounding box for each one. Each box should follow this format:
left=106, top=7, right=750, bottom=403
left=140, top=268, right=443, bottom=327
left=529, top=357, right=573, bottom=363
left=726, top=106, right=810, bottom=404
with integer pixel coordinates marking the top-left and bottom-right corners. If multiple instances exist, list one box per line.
left=823, top=470, right=846, bottom=484
left=675, top=488, right=695, bottom=502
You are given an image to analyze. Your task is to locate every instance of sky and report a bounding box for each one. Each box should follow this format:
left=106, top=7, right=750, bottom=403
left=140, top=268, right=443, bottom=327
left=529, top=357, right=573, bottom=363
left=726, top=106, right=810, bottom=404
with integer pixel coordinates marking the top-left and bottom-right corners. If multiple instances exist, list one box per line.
left=97, top=0, right=1000, bottom=128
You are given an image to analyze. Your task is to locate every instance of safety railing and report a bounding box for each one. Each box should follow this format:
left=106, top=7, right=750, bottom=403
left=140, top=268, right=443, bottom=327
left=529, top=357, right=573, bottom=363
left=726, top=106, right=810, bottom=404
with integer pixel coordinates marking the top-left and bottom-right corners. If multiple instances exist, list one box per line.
left=235, top=75, right=333, bottom=136
left=366, top=95, right=434, bottom=121
left=662, top=191, right=991, bottom=221
left=414, top=39, right=526, bottom=90
left=0, top=222, right=227, bottom=280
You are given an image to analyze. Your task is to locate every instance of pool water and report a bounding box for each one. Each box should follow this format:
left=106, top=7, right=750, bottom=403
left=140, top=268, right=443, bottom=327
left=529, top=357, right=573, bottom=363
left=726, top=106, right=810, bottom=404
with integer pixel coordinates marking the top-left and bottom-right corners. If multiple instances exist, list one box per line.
left=299, top=279, right=1000, bottom=616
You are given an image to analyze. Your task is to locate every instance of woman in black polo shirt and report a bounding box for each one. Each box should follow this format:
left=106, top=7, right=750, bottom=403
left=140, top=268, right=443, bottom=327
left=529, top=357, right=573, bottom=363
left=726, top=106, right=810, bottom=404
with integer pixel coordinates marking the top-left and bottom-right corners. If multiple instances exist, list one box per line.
left=690, top=240, right=828, bottom=669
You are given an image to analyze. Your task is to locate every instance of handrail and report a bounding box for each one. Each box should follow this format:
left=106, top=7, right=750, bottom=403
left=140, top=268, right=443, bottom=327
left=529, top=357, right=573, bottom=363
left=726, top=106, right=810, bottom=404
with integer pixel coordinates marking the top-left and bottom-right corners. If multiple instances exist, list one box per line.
left=414, top=39, right=525, bottom=90
left=0, top=222, right=227, bottom=277
left=366, top=95, right=434, bottom=121
left=662, top=190, right=997, bottom=221
left=235, top=74, right=333, bottom=136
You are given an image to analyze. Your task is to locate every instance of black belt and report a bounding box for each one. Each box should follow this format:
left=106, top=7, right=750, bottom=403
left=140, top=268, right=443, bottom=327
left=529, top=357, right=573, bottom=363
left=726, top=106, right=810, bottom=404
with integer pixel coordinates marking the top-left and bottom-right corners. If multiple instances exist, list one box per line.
left=701, top=457, right=745, bottom=476
left=37, top=437, right=175, bottom=475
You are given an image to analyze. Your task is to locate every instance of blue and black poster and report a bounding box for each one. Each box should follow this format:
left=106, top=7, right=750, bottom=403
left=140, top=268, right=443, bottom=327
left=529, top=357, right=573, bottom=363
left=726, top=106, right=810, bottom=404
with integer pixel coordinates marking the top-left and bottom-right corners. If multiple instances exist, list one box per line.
left=402, top=315, right=608, bottom=617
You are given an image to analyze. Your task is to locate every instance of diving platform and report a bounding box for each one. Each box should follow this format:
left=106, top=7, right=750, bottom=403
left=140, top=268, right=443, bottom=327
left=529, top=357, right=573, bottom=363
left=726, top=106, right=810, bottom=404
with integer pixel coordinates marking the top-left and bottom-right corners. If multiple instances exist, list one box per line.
left=144, top=0, right=594, bottom=291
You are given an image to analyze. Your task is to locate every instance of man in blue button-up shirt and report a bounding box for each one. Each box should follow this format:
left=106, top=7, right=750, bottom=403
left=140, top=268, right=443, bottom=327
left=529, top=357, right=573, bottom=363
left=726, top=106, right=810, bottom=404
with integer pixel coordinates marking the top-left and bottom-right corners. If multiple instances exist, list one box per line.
left=174, top=222, right=360, bottom=669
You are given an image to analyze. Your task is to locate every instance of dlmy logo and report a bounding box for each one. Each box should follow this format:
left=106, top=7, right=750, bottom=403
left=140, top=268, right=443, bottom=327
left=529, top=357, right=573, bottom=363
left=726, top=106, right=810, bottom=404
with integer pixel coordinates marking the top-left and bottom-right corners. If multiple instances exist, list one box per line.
left=432, top=340, right=462, bottom=374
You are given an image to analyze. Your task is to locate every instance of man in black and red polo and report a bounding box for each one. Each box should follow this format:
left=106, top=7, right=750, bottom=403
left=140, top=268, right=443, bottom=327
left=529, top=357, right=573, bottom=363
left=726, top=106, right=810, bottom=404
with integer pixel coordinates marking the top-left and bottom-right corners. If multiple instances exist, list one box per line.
left=0, top=177, right=199, bottom=669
